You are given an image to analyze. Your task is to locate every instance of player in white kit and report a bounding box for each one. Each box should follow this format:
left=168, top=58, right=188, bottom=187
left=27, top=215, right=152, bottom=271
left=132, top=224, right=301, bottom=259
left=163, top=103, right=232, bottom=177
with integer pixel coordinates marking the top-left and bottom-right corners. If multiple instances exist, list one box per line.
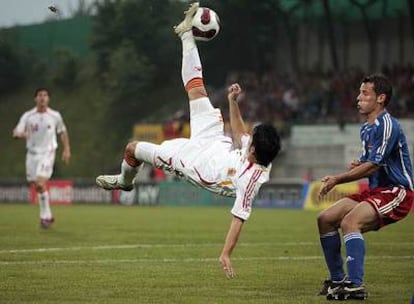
left=13, top=88, right=71, bottom=228
left=96, top=2, right=281, bottom=277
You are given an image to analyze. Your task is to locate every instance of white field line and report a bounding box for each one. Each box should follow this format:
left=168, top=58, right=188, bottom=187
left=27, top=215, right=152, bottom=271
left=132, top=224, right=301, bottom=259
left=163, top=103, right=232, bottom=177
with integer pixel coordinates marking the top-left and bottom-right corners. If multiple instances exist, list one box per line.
left=0, top=242, right=314, bottom=254
left=0, top=241, right=413, bottom=254
left=0, top=255, right=413, bottom=266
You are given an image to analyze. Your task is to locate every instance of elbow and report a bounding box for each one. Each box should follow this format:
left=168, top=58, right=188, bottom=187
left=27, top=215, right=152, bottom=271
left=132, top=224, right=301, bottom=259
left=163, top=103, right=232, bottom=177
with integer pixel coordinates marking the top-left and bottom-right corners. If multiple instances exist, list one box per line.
left=367, top=162, right=380, bottom=175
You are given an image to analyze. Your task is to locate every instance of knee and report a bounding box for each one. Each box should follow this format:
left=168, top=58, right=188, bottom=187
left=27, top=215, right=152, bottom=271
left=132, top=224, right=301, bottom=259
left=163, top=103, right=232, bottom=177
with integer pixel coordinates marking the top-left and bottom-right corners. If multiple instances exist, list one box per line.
left=34, top=181, right=46, bottom=193
left=317, top=210, right=333, bottom=226
left=124, top=141, right=142, bottom=167
left=125, top=141, right=138, bottom=158
left=317, top=209, right=339, bottom=232
left=340, top=215, right=356, bottom=233
left=188, top=86, right=207, bottom=100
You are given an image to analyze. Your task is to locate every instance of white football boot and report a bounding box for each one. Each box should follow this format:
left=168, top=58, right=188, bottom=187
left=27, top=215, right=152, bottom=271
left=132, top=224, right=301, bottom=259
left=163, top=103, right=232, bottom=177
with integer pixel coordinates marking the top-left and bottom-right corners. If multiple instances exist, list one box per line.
left=96, top=175, right=133, bottom=191
left=173, top=2, right=199, bottom=37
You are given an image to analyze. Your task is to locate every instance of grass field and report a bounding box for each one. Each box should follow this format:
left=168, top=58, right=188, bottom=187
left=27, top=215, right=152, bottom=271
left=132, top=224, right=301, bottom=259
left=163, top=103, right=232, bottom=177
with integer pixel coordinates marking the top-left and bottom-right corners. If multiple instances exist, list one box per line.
left=0, top=204, right=413, bottom=304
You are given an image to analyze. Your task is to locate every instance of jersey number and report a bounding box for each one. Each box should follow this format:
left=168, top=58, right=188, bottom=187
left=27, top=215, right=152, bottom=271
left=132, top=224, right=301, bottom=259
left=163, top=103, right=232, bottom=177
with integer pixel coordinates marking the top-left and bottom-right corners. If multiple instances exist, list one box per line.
left=30, top=124, right=39, bottom=132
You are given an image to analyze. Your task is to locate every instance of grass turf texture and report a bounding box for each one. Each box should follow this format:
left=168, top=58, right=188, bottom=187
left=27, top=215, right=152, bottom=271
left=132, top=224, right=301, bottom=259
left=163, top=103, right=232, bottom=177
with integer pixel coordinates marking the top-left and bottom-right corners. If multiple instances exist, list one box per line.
left=0, top=204, right=413, bottom=303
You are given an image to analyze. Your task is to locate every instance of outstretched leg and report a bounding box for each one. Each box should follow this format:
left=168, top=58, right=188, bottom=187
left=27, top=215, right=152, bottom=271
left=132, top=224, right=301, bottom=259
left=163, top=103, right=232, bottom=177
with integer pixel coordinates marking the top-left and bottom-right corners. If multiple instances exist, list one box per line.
left=175, top=2, right=224, bottom=141
left=96, top=141, right=160, bottom=190
left=174, top=2, right=208, bottom=101
left=97, top=2, right=211, bottom=190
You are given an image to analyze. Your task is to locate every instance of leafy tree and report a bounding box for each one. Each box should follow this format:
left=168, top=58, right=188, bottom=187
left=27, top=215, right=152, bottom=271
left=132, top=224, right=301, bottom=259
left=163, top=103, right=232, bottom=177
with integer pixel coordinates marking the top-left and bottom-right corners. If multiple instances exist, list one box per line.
left=91, top=0, right=183, bottom=135
left=106, top=40, right=155, bottom=134
left=69, top=0, right=94, bottom=17
left=91, top=0, right=181, bottom=80
left=51, top=48, right=79, bottom=89
left=198, top=0, right=280, bottom=84
left=0, top=39, right=25, bottom=94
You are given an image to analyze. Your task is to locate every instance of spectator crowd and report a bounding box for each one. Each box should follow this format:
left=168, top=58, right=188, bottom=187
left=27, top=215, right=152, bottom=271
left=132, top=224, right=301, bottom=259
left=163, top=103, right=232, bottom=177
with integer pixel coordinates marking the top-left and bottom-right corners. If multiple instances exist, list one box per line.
left=164, top=64, right=414, bottom=138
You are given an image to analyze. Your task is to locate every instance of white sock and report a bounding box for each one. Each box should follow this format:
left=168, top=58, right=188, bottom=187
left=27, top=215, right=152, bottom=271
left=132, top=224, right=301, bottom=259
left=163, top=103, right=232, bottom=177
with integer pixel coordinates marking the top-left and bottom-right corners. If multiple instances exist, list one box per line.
left=181, top=31, right=196, bottom=53
left=118, top=160, right=139, bottom=185
left=181, top=31, right=203, bottom=86
left=38, top=192, right=52, bottom=220
left=136, top=142, right=159, bottom=165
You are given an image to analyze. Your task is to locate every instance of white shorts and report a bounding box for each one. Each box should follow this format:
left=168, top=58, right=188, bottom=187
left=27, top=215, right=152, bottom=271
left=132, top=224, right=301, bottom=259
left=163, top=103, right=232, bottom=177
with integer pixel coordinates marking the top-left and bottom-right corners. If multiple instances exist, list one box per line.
left=137, top=97, right=232, bottom=176
left=26, top=150, right=56, bottom=182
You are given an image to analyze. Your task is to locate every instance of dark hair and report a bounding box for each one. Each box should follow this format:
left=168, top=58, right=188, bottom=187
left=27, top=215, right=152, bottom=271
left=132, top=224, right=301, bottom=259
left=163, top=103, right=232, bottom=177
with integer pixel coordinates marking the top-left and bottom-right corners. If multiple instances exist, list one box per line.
left=361, top=74, right=392, bottom=106
left=251, top=124, right=281, bottom=167
left=34, top=87, right=50, bottom=97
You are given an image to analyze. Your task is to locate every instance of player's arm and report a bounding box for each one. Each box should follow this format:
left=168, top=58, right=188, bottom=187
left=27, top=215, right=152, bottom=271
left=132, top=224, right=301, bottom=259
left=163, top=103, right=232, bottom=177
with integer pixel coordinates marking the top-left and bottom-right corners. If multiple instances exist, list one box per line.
left=348, top=159, right=361, bottom=170
left=219, top=215, right=244, bottom=278
left=319, top=161, right=379, bottom=198
left=219, top=172, right=260, bottom=278
left=56, top=113, right=71, bottom=164
left=59, top=131, right=71, bottom=164
left=338, top=161, right=379, bottom=183
left=320, top=120, right=399, bottom=198
left=12, top=129, right=27, bottom=139
left=12, top=114, right=28, bottom=139
left=227, top=83, right=248, bottom=148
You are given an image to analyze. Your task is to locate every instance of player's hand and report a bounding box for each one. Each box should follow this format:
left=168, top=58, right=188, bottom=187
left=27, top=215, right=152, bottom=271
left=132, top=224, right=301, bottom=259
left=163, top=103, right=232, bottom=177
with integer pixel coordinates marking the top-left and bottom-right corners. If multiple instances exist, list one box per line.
left=219, top=254, right=236, bottom=279
left=12, top=130, right=27, bottom=139
left=227, top=83, right=242, bottom=102
left=348, top=160, right=361, bottom=170
left=318, top=175, right=338, bottom=200
left=62, top=149, right=71, bottom=164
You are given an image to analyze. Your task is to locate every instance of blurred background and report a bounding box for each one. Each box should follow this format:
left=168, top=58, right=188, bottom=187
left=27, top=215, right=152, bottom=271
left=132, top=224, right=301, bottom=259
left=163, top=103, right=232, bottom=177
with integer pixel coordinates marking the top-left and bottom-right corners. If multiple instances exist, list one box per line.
left=0, top=0, right=413, bottom=207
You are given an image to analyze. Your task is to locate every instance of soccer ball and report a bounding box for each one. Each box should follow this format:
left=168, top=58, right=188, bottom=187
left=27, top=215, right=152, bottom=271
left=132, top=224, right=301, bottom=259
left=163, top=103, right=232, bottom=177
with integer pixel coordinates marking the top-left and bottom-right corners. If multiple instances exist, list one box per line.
left=192, top=7, right=220, bottom=41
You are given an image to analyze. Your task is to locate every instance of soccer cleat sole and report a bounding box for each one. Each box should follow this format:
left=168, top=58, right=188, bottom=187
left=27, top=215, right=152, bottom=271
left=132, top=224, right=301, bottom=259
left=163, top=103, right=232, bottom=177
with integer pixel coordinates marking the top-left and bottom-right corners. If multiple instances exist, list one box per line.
left=327, top=290, right=368, bottom=301
left=173, top=2, right=199, bottom=35
left=96, top=176, right=133, bottom=191
left=318, top=276, right=347, bottom=296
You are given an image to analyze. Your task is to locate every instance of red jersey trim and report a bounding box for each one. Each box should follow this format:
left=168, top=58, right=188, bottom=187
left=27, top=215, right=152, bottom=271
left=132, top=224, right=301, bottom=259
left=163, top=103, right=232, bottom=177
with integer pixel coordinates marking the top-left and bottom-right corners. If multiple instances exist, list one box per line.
left=239, top=162, right=254, bottom=178
left=242, top=169, right=262, bottom=208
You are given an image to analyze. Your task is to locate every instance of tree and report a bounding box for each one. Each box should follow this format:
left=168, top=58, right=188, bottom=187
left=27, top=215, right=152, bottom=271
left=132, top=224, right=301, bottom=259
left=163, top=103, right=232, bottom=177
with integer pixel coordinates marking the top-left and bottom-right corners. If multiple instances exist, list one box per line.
left=350, top=0, right=379, bottom=71
left=0, top=38, right=25, bottom=94
left=90, top=0, right=184, bottom=137
left=200, top=0, right=281, bottom=83
left=69, top=0, right=94, bottom=17
left=91, top=0, right=181, bottom=80
left=51, top=48, right=79, bottom=90
left=106, top=40, right=155, bottom=130
left=322, top=0, right=339, bottom=71
left=408, top=0, right=414, bottom=44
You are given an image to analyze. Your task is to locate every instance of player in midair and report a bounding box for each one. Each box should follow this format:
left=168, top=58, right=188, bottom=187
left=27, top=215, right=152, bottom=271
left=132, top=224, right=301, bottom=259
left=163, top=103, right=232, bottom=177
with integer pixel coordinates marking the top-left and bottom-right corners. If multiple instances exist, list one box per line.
left=317, top=74, right=413, bottom=300
left=96, top=2, right=281, bottom=278
left=13, top=88, right=71, bottom=228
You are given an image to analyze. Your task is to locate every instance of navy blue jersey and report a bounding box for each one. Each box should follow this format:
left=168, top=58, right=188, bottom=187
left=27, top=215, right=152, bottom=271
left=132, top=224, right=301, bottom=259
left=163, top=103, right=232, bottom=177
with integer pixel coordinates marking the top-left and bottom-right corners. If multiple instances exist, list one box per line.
left=359, top=111, right=413, bottom=190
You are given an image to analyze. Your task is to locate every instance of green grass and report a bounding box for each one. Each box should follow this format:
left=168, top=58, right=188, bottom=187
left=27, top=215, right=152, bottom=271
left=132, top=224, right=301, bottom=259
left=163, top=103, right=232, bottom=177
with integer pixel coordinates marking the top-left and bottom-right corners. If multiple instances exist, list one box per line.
left=0, top=204, right=413, bottom=303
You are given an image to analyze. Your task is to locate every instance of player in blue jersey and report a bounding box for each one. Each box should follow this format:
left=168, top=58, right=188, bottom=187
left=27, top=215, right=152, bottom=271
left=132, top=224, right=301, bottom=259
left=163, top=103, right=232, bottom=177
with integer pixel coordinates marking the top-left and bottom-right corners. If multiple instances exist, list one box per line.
left=317, top=74, right=413, bottom=300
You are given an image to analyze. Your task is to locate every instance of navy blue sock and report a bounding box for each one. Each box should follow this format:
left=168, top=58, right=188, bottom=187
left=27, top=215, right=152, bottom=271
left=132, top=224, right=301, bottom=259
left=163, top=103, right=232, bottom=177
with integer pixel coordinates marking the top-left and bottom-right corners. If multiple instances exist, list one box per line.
left=320, top=231, right=345, bottom=281
left=344, top=232, right=365, bottom=286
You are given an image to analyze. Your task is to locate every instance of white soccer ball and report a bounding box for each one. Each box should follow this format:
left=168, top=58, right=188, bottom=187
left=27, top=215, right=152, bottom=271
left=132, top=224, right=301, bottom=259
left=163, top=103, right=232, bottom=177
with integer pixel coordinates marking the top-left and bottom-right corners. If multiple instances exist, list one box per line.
left=191, top=7, right=220, bottom=42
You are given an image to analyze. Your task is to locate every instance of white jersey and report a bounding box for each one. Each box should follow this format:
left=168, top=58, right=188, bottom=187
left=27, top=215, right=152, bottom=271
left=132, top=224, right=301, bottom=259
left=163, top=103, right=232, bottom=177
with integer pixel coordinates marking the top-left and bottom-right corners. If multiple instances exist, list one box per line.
left=144, top=97, right=273, bottom=221
left=14, top=107, right=67, bottom=154
left=177, top=134, right=271, bottom=221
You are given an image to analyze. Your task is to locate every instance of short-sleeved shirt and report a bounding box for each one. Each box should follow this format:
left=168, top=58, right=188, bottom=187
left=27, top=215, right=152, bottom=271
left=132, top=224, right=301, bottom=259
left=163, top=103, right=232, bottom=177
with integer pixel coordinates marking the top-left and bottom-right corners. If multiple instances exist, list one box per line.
left=152, top=98, right=272, bottom=221
left=154, top=134, right=270, bottom=221
left=14, top=107, right=67, bottom=154
left=359, top=111, right=413, bottom=190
